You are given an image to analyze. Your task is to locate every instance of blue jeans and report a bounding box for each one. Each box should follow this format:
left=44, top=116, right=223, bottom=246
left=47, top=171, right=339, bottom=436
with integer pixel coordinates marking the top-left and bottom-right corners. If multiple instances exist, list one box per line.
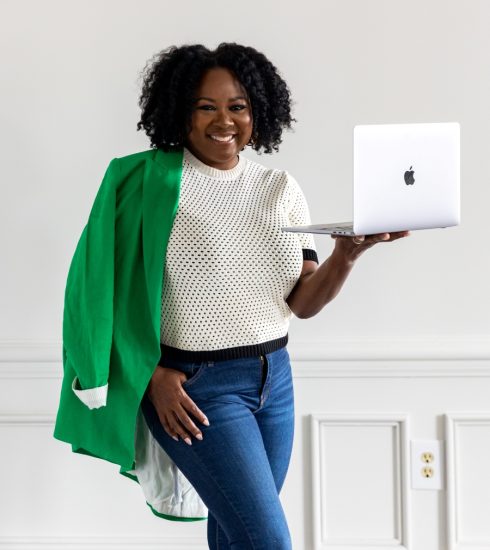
left=140, top=346, right=295, bottom=550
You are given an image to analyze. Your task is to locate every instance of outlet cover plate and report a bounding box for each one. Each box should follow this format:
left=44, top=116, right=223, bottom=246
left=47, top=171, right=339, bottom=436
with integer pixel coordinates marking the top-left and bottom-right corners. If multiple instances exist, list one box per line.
left=410, top=439, right=445, bottom=490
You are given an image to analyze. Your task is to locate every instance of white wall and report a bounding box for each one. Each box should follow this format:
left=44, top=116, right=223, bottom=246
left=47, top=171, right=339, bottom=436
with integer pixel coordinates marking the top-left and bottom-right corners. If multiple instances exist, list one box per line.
left=1, top=1, right=489, bottom=549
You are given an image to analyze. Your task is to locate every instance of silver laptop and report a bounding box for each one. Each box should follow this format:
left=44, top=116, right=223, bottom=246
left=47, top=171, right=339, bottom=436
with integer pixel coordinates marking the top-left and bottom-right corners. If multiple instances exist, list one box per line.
left=281, top=122, right=460, bottom=236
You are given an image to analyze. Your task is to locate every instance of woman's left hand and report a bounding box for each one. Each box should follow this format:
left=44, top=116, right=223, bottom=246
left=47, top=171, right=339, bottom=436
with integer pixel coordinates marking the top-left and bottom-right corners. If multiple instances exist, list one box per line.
left=331, top=230, right=411, bottom=263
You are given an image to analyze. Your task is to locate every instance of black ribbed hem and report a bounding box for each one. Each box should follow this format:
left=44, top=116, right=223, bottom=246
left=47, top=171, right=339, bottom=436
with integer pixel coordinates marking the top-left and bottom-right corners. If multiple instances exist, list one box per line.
left=159, top=334, right=288, bottom=364
left=303, top=248, right=319, bottom=263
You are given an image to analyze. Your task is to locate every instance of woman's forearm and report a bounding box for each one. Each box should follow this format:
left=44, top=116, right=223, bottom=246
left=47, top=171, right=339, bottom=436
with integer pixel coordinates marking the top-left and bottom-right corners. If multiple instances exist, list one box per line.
left=286, top=250, right=356, bottom=319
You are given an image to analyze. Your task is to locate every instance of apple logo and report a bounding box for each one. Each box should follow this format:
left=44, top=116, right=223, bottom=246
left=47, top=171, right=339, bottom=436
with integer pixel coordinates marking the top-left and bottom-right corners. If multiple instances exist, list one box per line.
left=404, top=166, right=415, bottom=185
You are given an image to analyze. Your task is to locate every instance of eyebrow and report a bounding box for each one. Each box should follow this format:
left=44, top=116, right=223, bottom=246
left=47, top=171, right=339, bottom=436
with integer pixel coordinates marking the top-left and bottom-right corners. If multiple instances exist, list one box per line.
left=194, top=96, right=248, bottom=102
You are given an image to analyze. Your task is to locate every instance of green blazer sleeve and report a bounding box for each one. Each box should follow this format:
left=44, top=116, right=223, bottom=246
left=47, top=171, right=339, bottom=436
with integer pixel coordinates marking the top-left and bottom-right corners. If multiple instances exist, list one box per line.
left=62, top=158, right=119, bottom=409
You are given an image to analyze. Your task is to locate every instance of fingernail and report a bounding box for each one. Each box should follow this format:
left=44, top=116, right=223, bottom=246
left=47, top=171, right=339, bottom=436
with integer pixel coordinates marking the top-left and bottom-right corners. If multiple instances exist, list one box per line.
left=203, top=417, right=210, bottom=426
left=172, top=435, right=179, bottom=442
left=184, top=437, right=192, bottom=446
left=196, top=433, right=203, bottom=440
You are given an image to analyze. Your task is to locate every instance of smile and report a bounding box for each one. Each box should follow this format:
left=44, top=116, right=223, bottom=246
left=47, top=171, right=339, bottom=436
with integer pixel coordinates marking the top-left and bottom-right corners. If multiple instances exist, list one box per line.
left=208, top=134, right=236, bottom=143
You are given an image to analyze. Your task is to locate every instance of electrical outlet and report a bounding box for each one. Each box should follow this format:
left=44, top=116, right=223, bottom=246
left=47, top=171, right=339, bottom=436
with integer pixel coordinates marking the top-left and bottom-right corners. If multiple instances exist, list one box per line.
left=410, top=439, right=445, bottom=490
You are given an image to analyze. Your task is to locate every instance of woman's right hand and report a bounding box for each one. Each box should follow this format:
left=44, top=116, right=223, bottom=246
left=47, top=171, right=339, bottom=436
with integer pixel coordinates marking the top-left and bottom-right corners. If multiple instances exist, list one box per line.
left=147, top=365, right=210, bottom=445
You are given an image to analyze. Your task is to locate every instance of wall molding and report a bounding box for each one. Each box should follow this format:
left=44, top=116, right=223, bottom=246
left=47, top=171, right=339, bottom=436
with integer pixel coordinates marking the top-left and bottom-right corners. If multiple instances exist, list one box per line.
left=1, top=336, right=489, bottom=363
left=0, top=536, right=207, bottom=549
left=0, top=337, right=489, bottom=380
left=0, top=414, right=54, bottom=425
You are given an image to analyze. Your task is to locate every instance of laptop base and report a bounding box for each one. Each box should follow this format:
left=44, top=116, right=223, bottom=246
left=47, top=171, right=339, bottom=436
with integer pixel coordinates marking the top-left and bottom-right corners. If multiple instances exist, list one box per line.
left=281, top=222, right=356, bottom=236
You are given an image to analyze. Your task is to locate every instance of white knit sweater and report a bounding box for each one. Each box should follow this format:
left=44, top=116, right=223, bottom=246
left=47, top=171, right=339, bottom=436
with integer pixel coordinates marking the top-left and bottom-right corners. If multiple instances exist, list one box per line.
left=159, top=146, right=318, bottom=362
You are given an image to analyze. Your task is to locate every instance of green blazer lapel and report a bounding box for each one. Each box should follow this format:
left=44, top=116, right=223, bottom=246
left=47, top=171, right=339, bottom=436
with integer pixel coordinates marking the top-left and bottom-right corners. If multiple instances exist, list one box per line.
left=142, top=148, right=184, bottom=337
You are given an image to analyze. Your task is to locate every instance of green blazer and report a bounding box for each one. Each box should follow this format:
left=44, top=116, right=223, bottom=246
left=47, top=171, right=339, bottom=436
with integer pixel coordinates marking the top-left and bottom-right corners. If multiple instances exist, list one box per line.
left=53, top=147, right=207, bottom=521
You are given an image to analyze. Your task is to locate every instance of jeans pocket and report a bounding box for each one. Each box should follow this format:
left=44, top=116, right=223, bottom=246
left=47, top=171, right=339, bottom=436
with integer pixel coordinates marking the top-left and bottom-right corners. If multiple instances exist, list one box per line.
left=181, top=361, right=208, bottom=388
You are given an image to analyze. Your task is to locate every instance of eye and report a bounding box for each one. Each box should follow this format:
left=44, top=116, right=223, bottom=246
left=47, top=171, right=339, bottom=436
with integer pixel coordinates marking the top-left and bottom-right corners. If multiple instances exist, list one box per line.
left=197, top=105, right=247, bottom=111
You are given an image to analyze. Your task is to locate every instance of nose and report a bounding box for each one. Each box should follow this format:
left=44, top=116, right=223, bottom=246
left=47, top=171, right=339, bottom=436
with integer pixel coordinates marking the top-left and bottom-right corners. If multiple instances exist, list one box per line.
left=213, top=106, right=234, bottom=127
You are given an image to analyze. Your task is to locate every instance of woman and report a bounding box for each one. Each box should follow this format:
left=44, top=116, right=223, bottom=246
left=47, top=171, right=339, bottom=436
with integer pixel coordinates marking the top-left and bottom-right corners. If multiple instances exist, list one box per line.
left=134, top=42, right=409, bottom=549
left=55, top=41, right=410, bottom=548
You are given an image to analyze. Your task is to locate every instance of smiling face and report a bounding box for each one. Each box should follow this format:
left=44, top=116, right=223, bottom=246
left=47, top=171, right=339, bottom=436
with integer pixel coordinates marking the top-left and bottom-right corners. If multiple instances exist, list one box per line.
left=184, top=67, right=254, bottom=170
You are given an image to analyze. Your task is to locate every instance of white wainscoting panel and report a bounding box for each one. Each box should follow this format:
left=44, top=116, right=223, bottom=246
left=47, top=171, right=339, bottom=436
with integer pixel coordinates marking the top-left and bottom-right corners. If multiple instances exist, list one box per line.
left=310, top=413, right=411, bottom=550
left=1, top=338, right=490, bottom=550
left=445, top=413, right=490, bottom=550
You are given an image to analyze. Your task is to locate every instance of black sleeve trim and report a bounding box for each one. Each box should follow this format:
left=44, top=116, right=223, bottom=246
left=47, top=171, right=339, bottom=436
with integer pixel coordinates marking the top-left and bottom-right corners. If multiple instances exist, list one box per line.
left=302, top=248, right=319, bottom=263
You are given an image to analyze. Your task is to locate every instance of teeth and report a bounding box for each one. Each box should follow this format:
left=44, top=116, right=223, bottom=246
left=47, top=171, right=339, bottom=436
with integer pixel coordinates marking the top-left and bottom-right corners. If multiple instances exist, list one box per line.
left=209, top=135, right=235, bottom=142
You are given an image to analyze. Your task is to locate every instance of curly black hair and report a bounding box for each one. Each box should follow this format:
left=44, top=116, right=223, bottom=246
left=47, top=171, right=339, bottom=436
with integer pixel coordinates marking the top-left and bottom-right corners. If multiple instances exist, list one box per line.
left=136, top=42, right=297, bottom=155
